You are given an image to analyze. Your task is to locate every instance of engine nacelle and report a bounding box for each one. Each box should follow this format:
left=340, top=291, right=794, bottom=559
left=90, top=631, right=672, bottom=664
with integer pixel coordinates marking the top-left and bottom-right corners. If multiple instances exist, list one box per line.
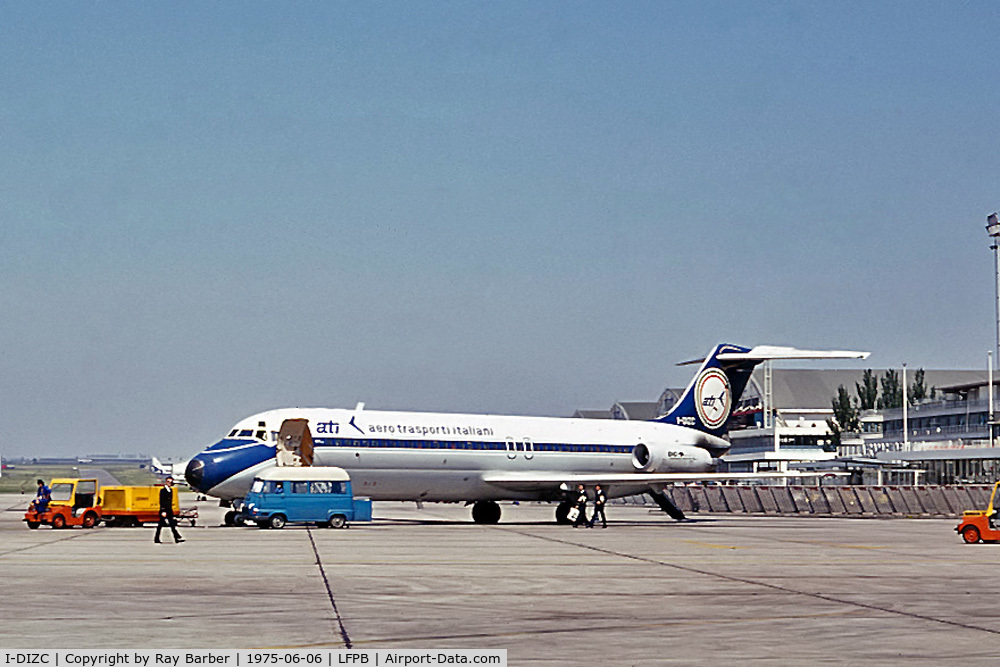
left=631, top=442, right=713, bottom=473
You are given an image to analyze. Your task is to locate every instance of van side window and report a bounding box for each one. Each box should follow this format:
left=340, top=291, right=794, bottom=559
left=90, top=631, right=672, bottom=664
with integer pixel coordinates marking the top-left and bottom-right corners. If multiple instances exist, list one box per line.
left=265, top=481, right=284, bottom=493
left=311, top=481, right=333, bottom=494
left=292, top=482, right=309, bottom=494
left=330, top=482, right=346, bottom=494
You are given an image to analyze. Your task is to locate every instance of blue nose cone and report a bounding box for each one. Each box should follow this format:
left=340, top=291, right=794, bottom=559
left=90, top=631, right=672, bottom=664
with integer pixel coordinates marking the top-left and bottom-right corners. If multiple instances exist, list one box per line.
left=184, top=440, right=275, bottom=494
left=184, top=455, right=212, bottom=493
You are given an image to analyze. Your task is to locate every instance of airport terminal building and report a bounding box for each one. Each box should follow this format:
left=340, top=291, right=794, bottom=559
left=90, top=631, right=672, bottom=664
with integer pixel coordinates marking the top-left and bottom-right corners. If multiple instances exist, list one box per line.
left=581, top=367, right=1000, bottom=485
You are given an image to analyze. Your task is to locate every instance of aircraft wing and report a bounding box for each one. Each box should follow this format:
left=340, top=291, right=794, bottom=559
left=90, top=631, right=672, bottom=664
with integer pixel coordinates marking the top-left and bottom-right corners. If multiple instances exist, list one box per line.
left=481, top=470, right=843, bottom=493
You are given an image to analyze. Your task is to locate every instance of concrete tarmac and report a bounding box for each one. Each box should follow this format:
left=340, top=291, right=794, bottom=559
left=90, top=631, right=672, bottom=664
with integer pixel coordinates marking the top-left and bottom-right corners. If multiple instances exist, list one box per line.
left=2, top=493, right=1000, bottom=663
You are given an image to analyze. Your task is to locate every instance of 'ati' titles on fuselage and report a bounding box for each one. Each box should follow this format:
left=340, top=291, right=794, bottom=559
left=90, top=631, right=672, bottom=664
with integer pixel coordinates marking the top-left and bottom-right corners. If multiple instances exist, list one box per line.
left=315, top=419, right=496, bottom=439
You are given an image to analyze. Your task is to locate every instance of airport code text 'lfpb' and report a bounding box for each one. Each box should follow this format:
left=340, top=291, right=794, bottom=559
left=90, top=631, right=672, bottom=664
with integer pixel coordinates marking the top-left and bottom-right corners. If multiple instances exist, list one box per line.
left=1, top=653, right=506, bottom=667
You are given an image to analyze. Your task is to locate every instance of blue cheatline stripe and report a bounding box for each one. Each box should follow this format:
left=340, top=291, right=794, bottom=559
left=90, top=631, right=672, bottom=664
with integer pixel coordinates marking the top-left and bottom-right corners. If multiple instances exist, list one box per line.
left=312, top=438, right=633, bottom=455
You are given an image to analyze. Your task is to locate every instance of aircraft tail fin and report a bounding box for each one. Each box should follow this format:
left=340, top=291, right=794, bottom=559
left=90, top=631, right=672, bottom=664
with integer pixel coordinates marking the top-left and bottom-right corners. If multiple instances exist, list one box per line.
left=150, top=457, right=169, bottom=475
left=656, top=344, right=869, bottom=437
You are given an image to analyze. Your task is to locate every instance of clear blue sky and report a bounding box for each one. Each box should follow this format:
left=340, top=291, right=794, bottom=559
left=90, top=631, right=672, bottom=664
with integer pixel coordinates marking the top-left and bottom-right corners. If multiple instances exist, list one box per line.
left=2, top=2, right=999, bottom=459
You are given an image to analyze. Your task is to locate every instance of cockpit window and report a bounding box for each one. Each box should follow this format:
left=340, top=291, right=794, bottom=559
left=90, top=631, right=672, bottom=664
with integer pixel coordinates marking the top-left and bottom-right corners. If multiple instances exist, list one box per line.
left=228, top=429, right=239, bottom=437
left=255, top=430, right=266, bottom=440
left=238, top=429, right=253, bottom=437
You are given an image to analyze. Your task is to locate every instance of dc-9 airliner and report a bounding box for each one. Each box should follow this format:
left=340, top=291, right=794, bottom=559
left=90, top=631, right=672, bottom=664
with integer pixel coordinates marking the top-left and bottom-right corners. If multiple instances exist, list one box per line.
left=184, top=343, right=868, bottom=524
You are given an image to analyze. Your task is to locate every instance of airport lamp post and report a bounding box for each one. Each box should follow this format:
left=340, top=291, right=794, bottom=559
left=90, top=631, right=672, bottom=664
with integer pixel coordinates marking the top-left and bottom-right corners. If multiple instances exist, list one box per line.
left=987, top=212, right=1000, bottom=447
left=989, top=213, right=1000, bottom=364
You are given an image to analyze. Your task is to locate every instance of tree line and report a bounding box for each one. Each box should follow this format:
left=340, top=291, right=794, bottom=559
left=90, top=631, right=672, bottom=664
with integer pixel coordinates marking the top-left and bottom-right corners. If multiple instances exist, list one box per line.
left=827, top=369, right=931, bottom=444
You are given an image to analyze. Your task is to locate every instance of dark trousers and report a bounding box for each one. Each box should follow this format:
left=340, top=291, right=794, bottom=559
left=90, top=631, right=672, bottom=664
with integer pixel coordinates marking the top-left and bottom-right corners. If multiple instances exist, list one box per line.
left=155, top=514, right=182, bottom=542
left=589, top=507, right=606, bottom=527
left=573, top=506, right=588, bottom=527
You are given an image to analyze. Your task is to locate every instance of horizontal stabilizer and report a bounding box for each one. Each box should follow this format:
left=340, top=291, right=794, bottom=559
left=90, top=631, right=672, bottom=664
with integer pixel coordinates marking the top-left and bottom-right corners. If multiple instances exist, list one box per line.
left=678, top=345, right=869, bottom=366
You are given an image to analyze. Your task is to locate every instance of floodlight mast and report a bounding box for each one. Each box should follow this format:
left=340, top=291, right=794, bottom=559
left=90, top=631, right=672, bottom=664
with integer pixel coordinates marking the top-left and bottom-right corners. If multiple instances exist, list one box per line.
left=988, top=212, right=1000, bottom=368
left=987, top=212, right=1000, bottom=448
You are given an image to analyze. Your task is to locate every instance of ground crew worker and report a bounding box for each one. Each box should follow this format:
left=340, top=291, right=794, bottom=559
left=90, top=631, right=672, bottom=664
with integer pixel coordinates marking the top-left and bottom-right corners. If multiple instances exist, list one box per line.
left=154, top=476, right=184, bottom=544
left=589, top=484, right=607, bottom=528
left=30, top=479, right=50, bottom=513
left=572, top=484, right=589, bottom=528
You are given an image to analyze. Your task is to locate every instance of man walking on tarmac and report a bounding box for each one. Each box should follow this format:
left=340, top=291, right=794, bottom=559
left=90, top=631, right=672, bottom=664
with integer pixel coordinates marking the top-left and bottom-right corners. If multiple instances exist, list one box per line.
left=154, top=476, right=184, bottom=544
left=588, top=484, right=607, bottom=528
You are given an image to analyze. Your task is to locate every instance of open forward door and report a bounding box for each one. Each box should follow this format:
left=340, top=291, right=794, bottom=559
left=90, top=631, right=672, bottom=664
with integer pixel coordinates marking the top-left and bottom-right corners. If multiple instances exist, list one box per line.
left=276, top=419, right=313, bottom=467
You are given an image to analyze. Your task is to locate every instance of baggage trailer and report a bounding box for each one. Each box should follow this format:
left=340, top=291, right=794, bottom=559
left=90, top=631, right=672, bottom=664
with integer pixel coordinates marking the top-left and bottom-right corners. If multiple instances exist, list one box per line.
left=99, top=485, right=196, bottom=527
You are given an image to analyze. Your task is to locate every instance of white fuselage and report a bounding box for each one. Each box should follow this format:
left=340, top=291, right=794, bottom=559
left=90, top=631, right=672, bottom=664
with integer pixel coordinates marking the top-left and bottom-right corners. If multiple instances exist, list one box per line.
left=194, top=406, right=724, bottom=501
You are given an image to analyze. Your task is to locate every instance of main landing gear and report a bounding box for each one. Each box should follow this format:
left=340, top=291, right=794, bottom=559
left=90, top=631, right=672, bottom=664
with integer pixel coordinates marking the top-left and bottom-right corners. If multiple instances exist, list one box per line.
left=471, top=500, right=501, bottom=524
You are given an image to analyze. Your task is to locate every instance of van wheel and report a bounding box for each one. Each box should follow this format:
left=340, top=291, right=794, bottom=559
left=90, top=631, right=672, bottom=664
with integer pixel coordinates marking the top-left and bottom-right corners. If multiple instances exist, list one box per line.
left=963, top=525, right=981, bottom=544
left=269, top=514, right=287, bottom=529
left=224, top=511, right=237, bottom=526
left=329, top=515, right=347, bottom=529
left=51, top=514, right=66, bottom=529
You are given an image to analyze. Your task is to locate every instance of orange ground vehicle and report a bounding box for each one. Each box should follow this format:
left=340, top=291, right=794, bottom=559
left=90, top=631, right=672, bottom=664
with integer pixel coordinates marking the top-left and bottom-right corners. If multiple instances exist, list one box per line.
left=24, top=478, right=102, bottom=529
left=956, top=481, right=1000, bottom=544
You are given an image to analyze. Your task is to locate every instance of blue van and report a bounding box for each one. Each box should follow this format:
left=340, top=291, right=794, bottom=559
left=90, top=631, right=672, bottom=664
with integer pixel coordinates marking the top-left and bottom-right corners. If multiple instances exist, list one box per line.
left=241, top=467, right=372, bottom=529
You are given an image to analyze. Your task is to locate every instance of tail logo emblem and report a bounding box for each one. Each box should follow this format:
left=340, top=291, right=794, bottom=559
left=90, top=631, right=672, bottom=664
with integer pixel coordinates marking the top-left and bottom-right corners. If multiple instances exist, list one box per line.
left=695, top=368, right=732, bottom=429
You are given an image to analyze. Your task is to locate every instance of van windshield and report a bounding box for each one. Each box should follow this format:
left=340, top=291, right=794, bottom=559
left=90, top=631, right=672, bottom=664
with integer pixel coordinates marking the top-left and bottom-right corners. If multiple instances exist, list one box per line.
left=250, top=480, right=264, bottom=493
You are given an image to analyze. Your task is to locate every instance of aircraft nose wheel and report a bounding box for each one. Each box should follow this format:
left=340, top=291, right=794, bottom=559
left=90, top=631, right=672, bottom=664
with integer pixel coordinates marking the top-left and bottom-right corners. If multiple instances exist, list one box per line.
left=471, top=501, right=501, bottom=524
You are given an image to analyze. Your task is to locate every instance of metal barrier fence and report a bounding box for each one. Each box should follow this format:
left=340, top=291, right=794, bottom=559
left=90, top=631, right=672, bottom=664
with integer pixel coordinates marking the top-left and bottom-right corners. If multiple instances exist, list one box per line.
left=618, top=485, right=994, bottom=517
